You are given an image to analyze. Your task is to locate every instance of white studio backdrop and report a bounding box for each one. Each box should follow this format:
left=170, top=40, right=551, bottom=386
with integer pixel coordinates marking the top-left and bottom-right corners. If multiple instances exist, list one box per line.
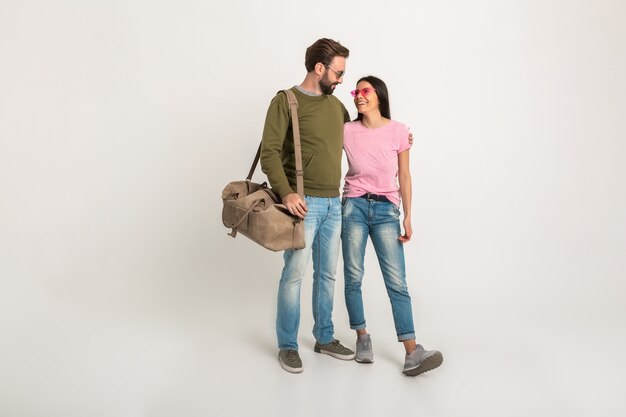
left=1, top=1, right=625, bottom=416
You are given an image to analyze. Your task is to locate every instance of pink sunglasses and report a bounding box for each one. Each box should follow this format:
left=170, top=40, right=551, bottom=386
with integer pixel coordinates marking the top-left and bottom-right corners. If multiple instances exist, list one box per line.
left=350, top=87, right=376, bottom=97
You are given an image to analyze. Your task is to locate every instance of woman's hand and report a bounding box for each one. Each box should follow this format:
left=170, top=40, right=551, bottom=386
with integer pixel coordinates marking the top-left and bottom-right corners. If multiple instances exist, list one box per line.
left=398, top=217, right=412, bottom=244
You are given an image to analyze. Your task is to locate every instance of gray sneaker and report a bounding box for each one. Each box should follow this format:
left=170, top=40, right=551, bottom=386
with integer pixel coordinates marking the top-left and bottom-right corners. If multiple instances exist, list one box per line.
left=355, top=334, right=374, bottom=363
left=278, top=350, right=303, bottom=373
left=314, top=339, right=356, bottom=360
left=402, top=344, right=443, bottom=376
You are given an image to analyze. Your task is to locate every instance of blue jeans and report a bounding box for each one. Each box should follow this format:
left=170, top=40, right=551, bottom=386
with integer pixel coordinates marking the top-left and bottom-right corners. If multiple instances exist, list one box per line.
left=276, top=196, right=342, bottom=351
left=341, top=197, right=416, bottom=341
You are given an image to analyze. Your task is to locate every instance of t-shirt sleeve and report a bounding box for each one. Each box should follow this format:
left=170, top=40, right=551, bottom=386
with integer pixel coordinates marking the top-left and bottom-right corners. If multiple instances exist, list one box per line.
left=397, top=123, right=411, bottom=153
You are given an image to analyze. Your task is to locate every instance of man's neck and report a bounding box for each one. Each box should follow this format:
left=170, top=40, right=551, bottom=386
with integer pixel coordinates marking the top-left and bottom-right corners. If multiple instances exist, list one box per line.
left=295, top=85, right=321, bottom=96
left=299, top=74, right=322, bottom=95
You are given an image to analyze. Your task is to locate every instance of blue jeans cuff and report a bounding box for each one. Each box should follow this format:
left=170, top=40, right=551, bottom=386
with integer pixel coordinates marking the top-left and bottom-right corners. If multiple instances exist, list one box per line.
left=397, top=332, right=416, bottom=342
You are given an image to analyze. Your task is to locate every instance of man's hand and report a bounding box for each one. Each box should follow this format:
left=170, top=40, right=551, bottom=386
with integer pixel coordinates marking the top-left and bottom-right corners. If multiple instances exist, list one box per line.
left=408, top=131, right=414, bottom=146
left=283, top=193, right=308, bottom=219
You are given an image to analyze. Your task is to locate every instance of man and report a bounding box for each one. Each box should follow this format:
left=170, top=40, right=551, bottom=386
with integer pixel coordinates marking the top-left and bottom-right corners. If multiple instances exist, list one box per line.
left=260, top=38, right=354, bottom=373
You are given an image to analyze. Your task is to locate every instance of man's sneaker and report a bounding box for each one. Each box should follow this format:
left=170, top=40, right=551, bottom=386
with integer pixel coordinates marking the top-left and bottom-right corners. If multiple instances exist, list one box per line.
left=314, top=339, right=356, bottom=360
left=355, top=334, right=374, bottom=363
left=402, top=344, right=443, bottom=376
left=278, top=350, right=303, bottom=373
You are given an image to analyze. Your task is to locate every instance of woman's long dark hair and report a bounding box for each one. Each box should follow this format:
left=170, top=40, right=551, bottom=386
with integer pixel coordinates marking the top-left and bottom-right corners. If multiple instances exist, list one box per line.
left=354, top=75, right=391, bottom=121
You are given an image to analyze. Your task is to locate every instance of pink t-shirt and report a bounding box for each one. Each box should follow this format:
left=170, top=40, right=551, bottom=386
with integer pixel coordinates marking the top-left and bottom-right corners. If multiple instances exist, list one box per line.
left=342, top=120, right=410, bottom=206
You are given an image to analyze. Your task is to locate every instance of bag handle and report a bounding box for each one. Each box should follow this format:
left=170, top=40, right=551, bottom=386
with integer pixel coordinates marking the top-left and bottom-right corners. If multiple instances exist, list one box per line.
left=247, top=89, right=304, bottom=198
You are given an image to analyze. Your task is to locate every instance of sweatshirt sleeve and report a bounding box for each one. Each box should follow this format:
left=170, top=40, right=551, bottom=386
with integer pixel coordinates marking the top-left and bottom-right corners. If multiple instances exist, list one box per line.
left=260, top=93, right=293, bottom=199
left=342, top=102, right=351, bottom=123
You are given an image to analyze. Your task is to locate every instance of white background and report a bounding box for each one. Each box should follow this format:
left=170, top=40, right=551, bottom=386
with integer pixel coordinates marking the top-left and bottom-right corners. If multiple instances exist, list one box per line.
left=1, top=1, right=625, bottom=416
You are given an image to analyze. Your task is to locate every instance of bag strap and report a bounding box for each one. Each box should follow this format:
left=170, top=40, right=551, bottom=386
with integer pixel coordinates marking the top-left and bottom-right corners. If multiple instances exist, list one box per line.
left=247, top=89, right=304, bottom=199
left=284, top=90, right=304, bottom=198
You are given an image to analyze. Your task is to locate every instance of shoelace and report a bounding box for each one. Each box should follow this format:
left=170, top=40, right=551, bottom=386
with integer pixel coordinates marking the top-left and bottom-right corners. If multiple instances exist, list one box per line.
left=332, top=340, right=348, bottom=350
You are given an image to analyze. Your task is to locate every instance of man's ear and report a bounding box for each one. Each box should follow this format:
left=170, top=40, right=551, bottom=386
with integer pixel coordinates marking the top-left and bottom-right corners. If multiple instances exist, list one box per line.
left=314, top=62, right=326, bottom=76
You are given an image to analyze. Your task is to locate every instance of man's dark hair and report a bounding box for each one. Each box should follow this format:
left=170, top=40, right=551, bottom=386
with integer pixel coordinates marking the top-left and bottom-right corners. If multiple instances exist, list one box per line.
left=304, top=38, right=350, bottom=72
left=354, top=75, right=391, bottom=121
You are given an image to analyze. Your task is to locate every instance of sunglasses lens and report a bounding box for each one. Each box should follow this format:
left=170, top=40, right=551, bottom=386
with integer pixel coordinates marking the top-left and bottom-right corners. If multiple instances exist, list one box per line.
left=350, top=90, right=358, bottom=97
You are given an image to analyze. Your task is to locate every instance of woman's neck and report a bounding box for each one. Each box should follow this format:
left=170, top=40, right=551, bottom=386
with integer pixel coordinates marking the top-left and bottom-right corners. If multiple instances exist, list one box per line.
left=360, top=112, right=389, bottom=129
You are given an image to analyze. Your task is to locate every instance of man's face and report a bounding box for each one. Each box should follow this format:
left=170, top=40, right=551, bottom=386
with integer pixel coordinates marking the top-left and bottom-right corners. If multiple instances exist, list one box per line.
left=319, top=56, right=346, bottom=95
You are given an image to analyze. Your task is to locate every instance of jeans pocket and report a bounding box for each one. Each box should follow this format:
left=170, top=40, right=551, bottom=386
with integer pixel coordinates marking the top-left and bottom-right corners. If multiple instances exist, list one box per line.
left=341, top=197, right=352, bottom=217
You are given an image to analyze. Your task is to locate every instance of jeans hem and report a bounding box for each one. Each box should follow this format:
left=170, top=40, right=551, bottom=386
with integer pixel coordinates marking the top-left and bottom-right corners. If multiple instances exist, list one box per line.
left=397, top=332, right=416, bottom=342
left=278, top=344, right=299, bottom=351
left=316, top=337, right=335, bottom=345
left=350, top=322, right=367, bottom=331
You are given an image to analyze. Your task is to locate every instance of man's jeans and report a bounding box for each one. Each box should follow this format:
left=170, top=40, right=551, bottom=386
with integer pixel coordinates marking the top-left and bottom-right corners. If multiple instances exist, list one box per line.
left=276, top=196, right=341, bottom=351
left=341, top=197, right=416, bottom=341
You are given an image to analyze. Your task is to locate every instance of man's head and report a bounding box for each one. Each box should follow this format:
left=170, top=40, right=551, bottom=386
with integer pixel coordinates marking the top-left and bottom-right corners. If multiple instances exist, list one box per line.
left=305, top=38, right=349, bottom=95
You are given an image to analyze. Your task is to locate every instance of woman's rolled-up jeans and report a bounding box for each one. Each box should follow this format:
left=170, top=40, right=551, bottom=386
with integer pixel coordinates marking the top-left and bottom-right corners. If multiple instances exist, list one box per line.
left=341, top=196, right=415, bottom=341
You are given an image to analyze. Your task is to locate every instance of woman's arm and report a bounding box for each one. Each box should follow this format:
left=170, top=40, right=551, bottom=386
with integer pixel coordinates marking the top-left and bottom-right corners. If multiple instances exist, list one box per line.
left=398, top=149, right=412, bottom=243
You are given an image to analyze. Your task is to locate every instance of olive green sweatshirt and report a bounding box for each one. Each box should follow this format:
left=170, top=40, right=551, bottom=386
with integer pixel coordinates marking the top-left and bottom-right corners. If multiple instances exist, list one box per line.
left=260, top=87, right=350, bottom=199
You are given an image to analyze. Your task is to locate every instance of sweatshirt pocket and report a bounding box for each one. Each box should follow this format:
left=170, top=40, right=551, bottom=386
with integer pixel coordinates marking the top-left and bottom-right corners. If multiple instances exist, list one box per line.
left=302, top=152, right=316, bottom=169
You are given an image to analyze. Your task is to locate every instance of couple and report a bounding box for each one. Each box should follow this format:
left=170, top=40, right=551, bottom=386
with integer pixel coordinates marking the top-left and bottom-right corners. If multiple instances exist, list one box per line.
left=260, top=38, right=443, bottom=376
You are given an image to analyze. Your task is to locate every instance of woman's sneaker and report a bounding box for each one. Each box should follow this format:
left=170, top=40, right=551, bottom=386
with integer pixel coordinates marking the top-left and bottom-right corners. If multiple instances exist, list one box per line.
left=355, top=334, right=374, bottom=363
left=402, top=344, right=443, bottom=376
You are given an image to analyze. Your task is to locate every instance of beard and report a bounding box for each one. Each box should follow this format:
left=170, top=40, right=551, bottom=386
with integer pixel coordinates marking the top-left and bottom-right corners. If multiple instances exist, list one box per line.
left=319, top=73, right=337, bottom=95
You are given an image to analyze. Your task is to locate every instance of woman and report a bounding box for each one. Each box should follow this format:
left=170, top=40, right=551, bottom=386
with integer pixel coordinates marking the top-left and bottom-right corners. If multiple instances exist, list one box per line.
left=341, top=76, right=443, bottom=376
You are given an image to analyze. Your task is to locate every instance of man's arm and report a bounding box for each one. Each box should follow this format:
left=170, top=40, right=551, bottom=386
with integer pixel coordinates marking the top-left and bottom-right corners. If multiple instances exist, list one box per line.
left=260, top=92, right=308, bottom=218
left=342, top=104, right=351, bottom=123
left=260, top=93, right=293, bottom=199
